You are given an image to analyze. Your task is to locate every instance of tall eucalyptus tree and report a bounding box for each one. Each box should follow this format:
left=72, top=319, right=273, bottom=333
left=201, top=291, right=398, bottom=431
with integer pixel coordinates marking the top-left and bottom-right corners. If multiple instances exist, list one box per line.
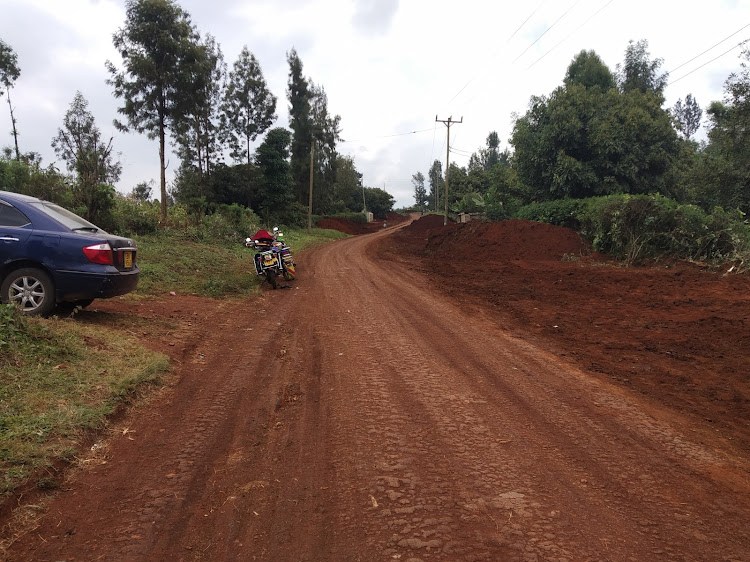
left=0, top=38, right=21, bottom=160
left=106, top=0, right=201, bottom=222
left=221, top=46, right=277, bottom=170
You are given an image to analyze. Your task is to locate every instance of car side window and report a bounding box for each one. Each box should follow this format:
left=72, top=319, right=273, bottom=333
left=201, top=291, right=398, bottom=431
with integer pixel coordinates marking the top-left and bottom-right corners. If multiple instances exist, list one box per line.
left=0, top=201, right=31, bottom=227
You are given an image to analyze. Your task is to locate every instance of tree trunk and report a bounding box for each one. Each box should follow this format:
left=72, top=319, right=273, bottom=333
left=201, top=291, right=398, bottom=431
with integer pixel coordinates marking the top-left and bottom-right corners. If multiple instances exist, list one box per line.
left=159, top=120, right=167, bottom=224
left=6, top=93, right=20, bottom=161
left=195, top=123, right=205, bottom=198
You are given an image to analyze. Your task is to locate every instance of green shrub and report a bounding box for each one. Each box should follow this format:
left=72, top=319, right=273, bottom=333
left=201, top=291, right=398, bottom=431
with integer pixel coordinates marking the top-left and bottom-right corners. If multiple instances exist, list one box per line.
left=105, top=196, right=159, bottom=236
left=577, top=194, right=749, bottom=264
left=515, top=199, right=586, bottom=229
left=512, top=194, right=750, bottom=266
left=578, top=194, right=679, bottom=263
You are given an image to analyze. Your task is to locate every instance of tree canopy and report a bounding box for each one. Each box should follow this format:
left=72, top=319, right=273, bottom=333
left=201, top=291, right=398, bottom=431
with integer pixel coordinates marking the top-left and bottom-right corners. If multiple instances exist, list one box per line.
left=511, top=46, right=679, bottom=201
left=616, top=39, right=668, bottom=97
left=106, top=0, right=201, bottom=222
left=0, top=38, right=20, bottom=96
left=1, top=38, right=21, bottom=159
left=672, top=94, right=703, bottom=140
left=51, top=91, right=121, bottom=224
left=565, top=50, right=616, bottom=91
left=221, top=46, right=277, bottom=169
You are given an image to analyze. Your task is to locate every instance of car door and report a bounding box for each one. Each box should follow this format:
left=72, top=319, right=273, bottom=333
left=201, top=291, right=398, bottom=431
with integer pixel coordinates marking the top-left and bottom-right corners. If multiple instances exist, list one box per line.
left=0, top=199, right=32, bottom=264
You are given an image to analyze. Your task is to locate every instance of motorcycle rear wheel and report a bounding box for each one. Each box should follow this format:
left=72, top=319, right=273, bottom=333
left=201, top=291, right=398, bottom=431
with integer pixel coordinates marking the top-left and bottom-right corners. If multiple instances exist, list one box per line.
left=266, top=270, right=277, bottom=289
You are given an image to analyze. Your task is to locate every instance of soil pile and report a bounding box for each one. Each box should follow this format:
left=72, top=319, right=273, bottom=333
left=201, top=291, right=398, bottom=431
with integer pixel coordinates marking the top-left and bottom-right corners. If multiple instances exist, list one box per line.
left=426, top=218, right=592, bottom=261
left=316, top=211, right=409, bottom=235
left=378, top=215, right=750, bottom=452
left=315, top=217, right=366, bottom=235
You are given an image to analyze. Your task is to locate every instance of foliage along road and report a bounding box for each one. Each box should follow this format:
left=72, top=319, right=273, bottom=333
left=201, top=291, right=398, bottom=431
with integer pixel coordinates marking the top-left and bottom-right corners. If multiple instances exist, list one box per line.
left=3, top=217, right=750, bottom=561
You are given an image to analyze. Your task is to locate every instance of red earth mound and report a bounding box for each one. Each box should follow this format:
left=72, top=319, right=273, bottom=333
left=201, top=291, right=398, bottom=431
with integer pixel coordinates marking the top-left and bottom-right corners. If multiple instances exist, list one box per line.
left=426, top=218, right=593, bottom=261
left=315, top=217, right=366, bottom=235
left=378, top=215, right=750, bottom=453
left=316, top=212, right=409, bottom=235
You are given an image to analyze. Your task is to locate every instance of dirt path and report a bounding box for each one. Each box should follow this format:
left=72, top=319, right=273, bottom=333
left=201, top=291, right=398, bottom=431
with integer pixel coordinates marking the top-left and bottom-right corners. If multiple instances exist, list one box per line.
left=3, top=221, right=750, bottom=561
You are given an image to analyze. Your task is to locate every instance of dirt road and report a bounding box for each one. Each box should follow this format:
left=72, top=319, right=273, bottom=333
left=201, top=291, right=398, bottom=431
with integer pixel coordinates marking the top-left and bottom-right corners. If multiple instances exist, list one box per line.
left=4, top=219, right=750, bottom=561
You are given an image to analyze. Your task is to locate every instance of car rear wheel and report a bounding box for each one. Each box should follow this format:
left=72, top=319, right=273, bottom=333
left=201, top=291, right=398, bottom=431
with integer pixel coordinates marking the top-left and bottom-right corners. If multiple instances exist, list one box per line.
left=1, top=267, right=56, bottom=316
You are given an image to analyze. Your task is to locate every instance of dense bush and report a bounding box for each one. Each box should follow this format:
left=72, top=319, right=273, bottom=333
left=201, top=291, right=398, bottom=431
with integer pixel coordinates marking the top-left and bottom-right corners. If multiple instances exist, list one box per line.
left=0, top=157, right=73, bottom=208
left=102, top=196, right=160, bottom=236
left=514, top=194, right=750, bottom=265
left=515, top=199, right=586, bottom=229
left=157, top=203, right=262, bottom=246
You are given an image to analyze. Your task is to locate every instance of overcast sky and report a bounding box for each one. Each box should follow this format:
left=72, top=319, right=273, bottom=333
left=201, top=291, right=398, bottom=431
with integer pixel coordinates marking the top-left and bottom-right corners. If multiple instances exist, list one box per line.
left=1, top=0, right=749, bottom=209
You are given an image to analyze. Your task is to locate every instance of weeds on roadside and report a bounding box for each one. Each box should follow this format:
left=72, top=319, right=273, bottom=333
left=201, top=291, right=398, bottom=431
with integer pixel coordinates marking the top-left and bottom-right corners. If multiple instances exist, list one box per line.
left=0, top=309, right=169, bottom=495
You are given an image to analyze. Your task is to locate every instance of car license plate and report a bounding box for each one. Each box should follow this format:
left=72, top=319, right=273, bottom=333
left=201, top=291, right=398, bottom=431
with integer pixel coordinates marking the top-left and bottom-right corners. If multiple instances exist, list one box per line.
left=123, top=251, right=133, bottom=268
left=264, top=256, right=277, bottom=266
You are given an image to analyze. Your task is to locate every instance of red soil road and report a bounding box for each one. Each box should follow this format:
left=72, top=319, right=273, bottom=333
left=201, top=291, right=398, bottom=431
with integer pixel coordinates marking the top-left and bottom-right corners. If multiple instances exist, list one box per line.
left=2, top=215, right=750, bottom=561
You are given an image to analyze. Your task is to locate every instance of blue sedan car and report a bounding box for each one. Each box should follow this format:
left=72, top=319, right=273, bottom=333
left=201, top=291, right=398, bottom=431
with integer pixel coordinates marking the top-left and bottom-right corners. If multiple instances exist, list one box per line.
left=0, top=190, right=139, bottom=315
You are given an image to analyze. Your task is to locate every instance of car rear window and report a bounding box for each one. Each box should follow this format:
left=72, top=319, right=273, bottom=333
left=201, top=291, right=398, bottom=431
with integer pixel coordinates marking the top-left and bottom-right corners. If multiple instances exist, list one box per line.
left=30, top=201, right=108, bottom=233
left=0, top=201, right=31, bottom=227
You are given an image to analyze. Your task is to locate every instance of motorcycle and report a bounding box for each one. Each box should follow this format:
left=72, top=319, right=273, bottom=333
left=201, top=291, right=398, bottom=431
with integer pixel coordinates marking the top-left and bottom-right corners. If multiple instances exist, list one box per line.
left=245, top=227, right=296, bottom=290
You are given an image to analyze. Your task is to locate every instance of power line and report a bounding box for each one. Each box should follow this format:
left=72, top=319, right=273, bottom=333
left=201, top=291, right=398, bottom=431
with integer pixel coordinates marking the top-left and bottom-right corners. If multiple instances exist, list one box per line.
left=448, top=0, right=550, bottom=104
left=339, top=127, right=434, bottom=143
left=449, top=145, right=474, bottom=157
left=527, top=0, right=616, bottom=70
left=668, top=23, right=750, bottom=75
left=508, top=0, right=548, bottom=43
left=513, top=0, right=584, bottom=64
left=669, top=40, right=748, bottom=86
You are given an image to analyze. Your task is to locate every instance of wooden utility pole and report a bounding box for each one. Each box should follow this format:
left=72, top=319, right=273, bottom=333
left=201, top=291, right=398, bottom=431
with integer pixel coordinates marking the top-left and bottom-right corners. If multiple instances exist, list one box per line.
left=360, top=173, right=367, bottom=214
left=436, top=116, right=463, bottom=226
left=307, top=142, right=314, bottom=230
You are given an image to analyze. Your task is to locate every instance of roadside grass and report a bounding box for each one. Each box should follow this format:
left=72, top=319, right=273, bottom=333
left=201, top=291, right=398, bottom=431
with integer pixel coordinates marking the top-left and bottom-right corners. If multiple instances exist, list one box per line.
left=133, top=226, right=348, bottom=298
left=134, top=236, right=254, bottom=298
left=0, top=226, right=346, bottom=497
left=0, top=305, right=169, bottom=495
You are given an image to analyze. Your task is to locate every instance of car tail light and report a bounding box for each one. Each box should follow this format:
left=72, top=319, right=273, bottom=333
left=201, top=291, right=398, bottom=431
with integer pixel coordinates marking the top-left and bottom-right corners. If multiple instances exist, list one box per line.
left=83, top=243, right=114, bottom=265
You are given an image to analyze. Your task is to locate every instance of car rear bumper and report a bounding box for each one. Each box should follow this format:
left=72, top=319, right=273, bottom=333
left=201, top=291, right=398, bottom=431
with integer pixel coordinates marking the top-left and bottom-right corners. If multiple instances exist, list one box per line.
left=54, top=267, right=140, bottom=302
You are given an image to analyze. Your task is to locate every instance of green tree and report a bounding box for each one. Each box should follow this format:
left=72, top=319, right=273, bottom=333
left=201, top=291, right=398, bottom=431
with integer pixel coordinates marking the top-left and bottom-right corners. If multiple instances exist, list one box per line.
left=693, top=48, right=750, bottom=215
left=565, top=50, right=616, bottom=91
left=309, top=82, right=341, bottom=214
left=331, top=155, right=362, bottom=212
left=131, top=180, right=153, bottom=203
left=512, top=48, right=679, bottom=201
left=174, top=33, right=225, bottom=194
left=210, top=162, right=257, bottom=208
left=428, top=159, right=443, bottom=211
left=468, top=131, right=504, bottom=172
left=221, top=46, right=277, bottom=169
left=412, top=171, right=427, bottom=209
left=286, top=48, right=313, bottom=206
left=0, top=153, right=70, bottom=206
left=616, top=39, right=668, bottom=96
left=672, top=94, right=702, bottom=140
left=255, top=127, right=294, bottom=225
left=0, top=38, right=21, bottom=160
left=363, top=187, right=394, bottom=219
left=106, top=0, right=201, bottom=222
left=51, top=91, right=121, bottom=224
left=446, top=163, right=470, bottom=206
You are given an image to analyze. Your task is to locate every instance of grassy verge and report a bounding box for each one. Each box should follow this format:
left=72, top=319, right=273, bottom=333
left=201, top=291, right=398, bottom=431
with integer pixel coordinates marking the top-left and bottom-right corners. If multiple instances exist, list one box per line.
left=0, top=305, right=169, bottom=495
left=0, top=226, right=346, bottom=496
left=133, top=226, right=348, bottom=298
